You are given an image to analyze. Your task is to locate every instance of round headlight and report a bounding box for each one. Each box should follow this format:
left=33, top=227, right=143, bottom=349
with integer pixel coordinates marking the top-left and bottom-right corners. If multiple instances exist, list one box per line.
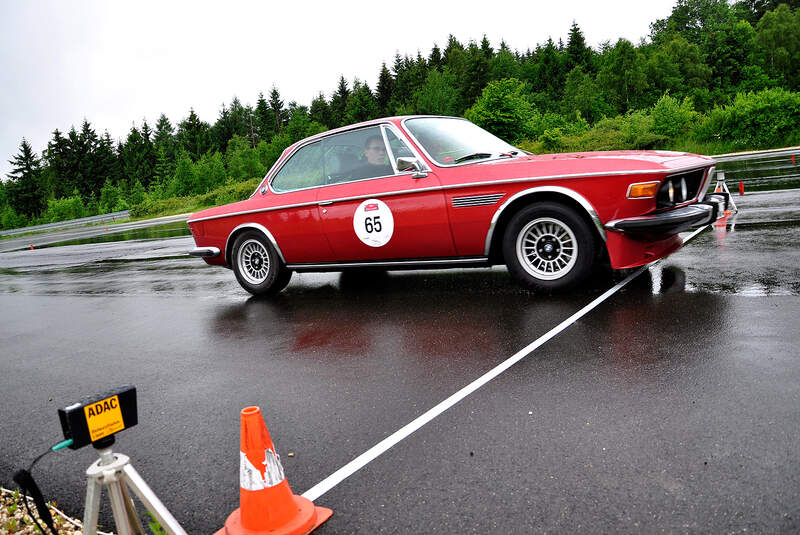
left=680, top=178, right=688, bottom=201
left=668, top=180, right=675, bottom=203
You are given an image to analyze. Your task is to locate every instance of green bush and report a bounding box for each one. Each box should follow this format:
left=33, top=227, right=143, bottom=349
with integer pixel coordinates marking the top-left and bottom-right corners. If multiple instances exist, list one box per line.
left=538, top=111, right=667, bottom=153
left=129, top=177, right=261, bottom=219
left=41, top=194, right=87, bottom=222
left=0, top=205, right=27, bottom=230
left=226, top=136, right=266, bottom=182
left=465, top=78, right=535, bottom=143
left=99, top=179, right=121, bottom=213
left=652, top=94, right=697, bottom=138
left=693, top=88, right=800, bottom=149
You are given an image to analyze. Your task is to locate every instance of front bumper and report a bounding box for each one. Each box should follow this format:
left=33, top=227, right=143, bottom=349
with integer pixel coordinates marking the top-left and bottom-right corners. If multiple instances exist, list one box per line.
left=605, top=194, right=729, bottom=235
left=189, top=247, right=221, bottom=258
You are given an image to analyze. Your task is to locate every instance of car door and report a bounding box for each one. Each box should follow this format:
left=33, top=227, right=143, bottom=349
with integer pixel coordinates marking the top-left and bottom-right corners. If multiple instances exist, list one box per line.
left=316, top=124, right=456, bottom=262
left=263, top=140, right=336, bottom=263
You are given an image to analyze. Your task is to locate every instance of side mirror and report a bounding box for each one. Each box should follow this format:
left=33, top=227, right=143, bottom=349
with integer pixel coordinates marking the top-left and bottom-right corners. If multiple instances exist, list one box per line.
left=396, top=157, right=427, bottom=179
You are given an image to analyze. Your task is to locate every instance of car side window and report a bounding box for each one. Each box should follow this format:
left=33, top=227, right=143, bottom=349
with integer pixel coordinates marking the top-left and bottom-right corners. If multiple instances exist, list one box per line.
left=322, top=126, right=395, bottom=184
left=384, top=128, right=414, bottom=162
left=271, top=141, right=323, bottom=192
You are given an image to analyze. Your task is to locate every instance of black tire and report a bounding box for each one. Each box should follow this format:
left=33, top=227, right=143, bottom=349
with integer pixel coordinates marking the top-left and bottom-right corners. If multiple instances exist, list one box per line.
left=502, top=202, right=597, bottom=291
left=231, top=230, right=292, bottom=296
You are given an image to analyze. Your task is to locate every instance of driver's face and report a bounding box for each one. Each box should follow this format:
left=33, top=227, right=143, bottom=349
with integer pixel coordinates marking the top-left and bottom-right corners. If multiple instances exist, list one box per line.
left=365, top=142, right=386, bottom=165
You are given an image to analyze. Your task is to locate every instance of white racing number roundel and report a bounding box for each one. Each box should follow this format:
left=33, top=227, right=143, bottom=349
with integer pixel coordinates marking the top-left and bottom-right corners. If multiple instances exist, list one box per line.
left=353, top=199, right=394, bottom=247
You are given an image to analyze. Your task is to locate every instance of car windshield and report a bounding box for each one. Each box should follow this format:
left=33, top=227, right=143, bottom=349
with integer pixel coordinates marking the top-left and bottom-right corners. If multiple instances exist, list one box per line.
left=404, top=117, right=520, bottom=166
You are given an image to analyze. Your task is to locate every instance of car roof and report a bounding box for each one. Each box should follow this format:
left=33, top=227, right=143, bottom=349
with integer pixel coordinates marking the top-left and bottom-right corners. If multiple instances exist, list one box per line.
left=287, top=115, right=465, bottom=149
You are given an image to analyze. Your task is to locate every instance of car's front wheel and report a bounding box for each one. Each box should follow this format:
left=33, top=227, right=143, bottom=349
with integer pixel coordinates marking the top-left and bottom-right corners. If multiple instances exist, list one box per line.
left=503, top=202, right=597, bottom=291
left=231, top=231, right=292, bottom=296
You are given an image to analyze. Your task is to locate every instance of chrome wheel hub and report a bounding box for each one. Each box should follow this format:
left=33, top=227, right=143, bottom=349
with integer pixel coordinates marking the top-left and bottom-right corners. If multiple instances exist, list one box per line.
left=238, top=239, right=270, bottom=285
left=516, top=217, right=577, bottom=280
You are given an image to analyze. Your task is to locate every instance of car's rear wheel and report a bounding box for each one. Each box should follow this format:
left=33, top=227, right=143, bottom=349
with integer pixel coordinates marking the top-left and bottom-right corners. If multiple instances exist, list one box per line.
left=231, top=231, right=292, bottom=296
left=503, top=202, right=597, bottom=291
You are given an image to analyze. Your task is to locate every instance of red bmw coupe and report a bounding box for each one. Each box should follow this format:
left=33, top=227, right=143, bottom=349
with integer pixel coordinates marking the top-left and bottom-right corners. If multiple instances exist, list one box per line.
left=188, top=116, right=727, bottom=295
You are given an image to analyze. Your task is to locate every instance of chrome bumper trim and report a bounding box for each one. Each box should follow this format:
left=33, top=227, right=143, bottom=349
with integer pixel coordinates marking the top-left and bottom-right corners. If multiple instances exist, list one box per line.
left=189, top=247, right=221, bottom=258
left=287, top=257, right=489, bottom=271
left=605, top=204, right=715, bottom=235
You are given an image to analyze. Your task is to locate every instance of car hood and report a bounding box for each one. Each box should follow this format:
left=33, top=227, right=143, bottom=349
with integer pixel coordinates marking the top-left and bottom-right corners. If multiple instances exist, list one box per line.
left=468, top=150, right=713, bottom=177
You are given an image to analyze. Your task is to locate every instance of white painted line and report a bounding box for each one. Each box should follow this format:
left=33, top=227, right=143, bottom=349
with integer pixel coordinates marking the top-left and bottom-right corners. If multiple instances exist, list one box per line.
left=302, top=225, right=710, bottom=502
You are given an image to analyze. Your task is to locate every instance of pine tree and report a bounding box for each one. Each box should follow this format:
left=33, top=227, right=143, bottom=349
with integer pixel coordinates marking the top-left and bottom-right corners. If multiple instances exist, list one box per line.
left=44, top=129, right=71, bottom=198
left=345, top=80, right=379, bottom=123
left=139, top=119, right=156, bottom=187
left=77, top=120, right=103, bottom=196
left=462, top=41, right=491, bottom=107
left=490, top=41, right=521, bottom=81
left=443, top=35, right=466, bottom=72
left=176, top=108, right=212, bottom=161
left=254, top=92, right=273, bottom=142
left=213, top=103, right=235, bottom=152
left=268, top=87, right=286, bottom=135
left=566, top=22, right=593, bottom=73
left=393, top=54, right=416, bottom=108
left=528, top=38, right=568, bottom=111
left=153, top=114, right=177, bottom=176
left=376, top=63, right=395, bottom=115
left=309, top=93, right=332, bottom=128
left=151, top=145, right=172, bottom=197
left=95, top=131, right=121, bottom=186
left=6, top=138, right=45, bottom=217
left=62, top=127, right=85, bottom=198
left=597, top=38, right=648, bottom=113
left=229, top=97, right=250, bottom=137
left=121, top=124, right=144, bottom=185
left=329, top=76, right=350, bottom=127
left=428, top=43, right=443, bottom=71
left=480, top=35, right=494, bottom=60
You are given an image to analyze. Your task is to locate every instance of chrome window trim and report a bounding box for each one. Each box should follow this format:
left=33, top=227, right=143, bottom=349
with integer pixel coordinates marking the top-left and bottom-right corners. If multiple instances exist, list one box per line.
left=286, top=257, right=488, bottom=270
left=187, top=164, right=714, bottom=225
left=380, top=125, right=399, bottom=174
left=223, top=223, right=286, bottom=265
left=401, top=116, right=521, bottom=168
left=483, top=186, right=607, bottom=257
left=262, top=122, right=429, bottom=196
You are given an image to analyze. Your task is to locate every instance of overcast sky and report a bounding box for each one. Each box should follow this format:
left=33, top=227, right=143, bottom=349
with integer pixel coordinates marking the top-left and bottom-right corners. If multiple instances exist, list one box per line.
left=0, top=0, right=678, bottom=178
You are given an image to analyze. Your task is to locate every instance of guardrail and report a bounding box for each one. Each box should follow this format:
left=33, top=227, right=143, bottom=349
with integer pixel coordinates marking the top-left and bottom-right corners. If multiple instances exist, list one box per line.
left=0, top=210, right=130, bottom=237
left=711, top=146, right=800, bottom=191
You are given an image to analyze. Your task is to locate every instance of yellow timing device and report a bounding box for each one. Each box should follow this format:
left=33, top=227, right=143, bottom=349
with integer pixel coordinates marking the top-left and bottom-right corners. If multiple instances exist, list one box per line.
left=58, top=385, right=137, bottom=449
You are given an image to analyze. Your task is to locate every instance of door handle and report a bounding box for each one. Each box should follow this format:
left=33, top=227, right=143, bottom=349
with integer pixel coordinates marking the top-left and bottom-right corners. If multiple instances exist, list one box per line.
left=318, top=201, right=333, bottom=206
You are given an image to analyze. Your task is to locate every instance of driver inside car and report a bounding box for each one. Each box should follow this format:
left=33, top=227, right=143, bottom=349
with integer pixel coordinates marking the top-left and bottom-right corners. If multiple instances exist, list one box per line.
left=353, top=135, right=394, bottom=179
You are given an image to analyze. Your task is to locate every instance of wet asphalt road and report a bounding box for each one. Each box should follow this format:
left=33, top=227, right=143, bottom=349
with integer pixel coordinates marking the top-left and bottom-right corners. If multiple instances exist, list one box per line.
left=0, top=190, right=798, bottom=534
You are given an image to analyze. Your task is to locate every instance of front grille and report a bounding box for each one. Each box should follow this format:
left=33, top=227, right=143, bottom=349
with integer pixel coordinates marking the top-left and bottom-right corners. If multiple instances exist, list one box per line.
left=452, top=193, right=504, bottom=208
left=656, top=169, right=706, bottom=208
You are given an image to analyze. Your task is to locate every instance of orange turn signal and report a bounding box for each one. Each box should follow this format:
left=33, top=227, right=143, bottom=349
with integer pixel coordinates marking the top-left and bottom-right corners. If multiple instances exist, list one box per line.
left=628, top=181, right=659, bottom=198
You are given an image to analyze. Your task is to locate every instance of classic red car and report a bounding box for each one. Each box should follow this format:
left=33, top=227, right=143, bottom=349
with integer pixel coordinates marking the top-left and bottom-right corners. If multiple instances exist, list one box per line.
left=188, top=116, right=727, bottom=295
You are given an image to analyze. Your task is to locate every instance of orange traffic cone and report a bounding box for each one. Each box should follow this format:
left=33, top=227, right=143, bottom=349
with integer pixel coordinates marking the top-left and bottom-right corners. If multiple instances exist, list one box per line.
left=215, top=406, right=332, bottom=535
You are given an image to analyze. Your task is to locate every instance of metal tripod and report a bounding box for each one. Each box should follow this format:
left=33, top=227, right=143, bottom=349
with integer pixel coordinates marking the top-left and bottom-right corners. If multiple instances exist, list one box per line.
left=713, top=171, right=738, bottom=213
left=82, top=442, right=187, bottom=535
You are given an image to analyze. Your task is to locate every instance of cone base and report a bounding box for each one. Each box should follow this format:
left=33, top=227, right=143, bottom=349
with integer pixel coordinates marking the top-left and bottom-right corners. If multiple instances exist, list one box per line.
left=215, top=495, right=332, bottom=535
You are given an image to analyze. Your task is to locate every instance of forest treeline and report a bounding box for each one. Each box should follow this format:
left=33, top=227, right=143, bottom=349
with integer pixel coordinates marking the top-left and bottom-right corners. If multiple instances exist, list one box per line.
left=3, top=0, right=800, bottom=229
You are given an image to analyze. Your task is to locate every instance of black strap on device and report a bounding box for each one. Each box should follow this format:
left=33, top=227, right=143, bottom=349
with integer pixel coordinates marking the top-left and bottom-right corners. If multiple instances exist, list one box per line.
left=13, top=448, right=58, bottom=535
